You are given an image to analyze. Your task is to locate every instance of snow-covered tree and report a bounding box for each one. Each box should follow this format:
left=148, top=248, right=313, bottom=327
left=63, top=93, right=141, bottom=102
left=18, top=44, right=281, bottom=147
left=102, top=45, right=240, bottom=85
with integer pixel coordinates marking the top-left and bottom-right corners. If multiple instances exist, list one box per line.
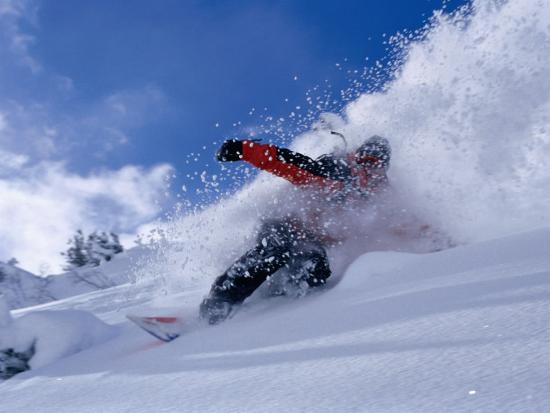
left=86, top=231, right=124, bottom=266
left=62, top=230, right=124, bottom=270
left=62, top=230, right=89, bottom=270
left=6, top=258, right=18, bottom=267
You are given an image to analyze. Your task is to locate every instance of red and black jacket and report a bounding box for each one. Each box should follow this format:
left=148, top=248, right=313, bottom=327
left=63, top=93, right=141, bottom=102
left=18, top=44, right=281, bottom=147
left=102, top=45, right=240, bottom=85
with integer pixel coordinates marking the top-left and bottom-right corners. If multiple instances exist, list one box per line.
left=240, top=140, right=388, bottom=201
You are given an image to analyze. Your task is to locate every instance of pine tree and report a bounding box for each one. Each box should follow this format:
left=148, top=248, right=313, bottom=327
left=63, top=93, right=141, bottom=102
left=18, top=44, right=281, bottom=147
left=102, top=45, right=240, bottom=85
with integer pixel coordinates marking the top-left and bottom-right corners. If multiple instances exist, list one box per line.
left=62, top=230, right=89, bottom=270
left=109, top=233, right=124, bottom=254
left=62, top=230, right=124, bottom=270
left=86, top=231, right=124, bottom=265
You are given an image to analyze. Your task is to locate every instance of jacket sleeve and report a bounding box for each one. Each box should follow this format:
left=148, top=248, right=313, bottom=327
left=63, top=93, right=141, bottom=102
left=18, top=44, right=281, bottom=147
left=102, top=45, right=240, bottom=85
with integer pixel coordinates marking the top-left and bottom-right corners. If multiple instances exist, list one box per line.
left=241, top=140, right=342, bottom=189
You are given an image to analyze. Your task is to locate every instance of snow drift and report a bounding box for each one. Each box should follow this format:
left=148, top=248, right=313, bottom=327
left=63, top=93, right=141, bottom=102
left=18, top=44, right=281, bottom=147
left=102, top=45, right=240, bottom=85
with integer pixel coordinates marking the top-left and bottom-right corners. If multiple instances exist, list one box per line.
left=0, top=307, right=117, bottom=378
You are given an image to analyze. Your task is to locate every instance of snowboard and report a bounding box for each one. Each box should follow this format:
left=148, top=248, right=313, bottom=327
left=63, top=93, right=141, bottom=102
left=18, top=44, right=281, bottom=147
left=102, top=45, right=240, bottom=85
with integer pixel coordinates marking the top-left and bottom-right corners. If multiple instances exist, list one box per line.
left=127, top=315, right=185, bottom=342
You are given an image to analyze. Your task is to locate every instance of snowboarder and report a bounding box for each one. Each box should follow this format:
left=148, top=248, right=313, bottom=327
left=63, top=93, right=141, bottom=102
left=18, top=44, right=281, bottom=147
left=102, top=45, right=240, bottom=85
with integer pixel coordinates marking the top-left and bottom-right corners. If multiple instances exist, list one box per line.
left=200, top=135, right=391, bottom=324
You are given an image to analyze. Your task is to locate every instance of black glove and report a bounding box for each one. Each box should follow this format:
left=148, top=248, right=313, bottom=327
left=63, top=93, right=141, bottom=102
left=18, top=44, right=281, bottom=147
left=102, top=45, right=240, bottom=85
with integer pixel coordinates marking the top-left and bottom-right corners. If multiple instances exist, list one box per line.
left=216, top=139, right=243, bottom=162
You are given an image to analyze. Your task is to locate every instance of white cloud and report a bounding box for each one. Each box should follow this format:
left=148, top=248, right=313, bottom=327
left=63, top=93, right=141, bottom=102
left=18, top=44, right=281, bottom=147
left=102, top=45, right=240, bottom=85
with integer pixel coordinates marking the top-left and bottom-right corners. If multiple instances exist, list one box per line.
left=0, top=0, right=40, bottom=73
left=84, top=86, right=168, bottom=156
left=0, top=101, right=59, bottom=160
left=97, top=86, right=167, bottom=129
left=0, top=85, right=168, bottom=164
left=0, top=148, right=28, bottom=172
left=54, top=75, right=74, bottom=93
left=0, top=160, right=173, bottom=273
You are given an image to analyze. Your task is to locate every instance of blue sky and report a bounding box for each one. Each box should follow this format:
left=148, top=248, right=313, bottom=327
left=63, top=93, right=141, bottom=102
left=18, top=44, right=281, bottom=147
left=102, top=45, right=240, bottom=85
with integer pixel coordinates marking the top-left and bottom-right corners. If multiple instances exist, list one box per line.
left=14, top=0, right=469, bottom=175
left=0, top=0, right=469, bottom=272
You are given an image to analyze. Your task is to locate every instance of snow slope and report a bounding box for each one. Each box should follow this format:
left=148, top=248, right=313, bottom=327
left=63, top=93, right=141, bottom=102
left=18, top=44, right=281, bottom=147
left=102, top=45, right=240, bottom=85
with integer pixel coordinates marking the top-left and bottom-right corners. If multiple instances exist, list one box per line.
left=0, top=246, right=150, bottom=311
left=0, top=263, right=54, bottom=309
left=2, top=227, right=550, bottom=412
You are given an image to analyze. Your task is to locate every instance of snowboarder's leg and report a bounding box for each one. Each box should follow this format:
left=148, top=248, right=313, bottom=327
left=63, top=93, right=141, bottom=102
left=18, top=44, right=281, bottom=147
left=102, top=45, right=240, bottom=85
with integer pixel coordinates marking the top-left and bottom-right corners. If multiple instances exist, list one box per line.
left=267, top=240, right=331, bottom=297
left=290, top=241, right=331, bottom=288
left=200, top=219, right=297, bottom=324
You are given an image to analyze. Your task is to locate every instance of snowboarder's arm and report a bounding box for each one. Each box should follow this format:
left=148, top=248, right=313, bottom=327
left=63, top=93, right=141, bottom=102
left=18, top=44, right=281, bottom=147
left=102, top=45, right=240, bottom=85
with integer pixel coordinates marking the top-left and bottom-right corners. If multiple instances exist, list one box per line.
left=242, top=140, right=324, bottom=186
left=217, top=139, right=342, bottom=188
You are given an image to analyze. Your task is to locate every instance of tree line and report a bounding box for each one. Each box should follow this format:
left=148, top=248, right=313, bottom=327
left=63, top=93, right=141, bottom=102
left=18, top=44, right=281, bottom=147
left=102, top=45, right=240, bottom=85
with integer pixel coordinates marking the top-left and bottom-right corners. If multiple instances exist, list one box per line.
left=61, top=230, right=124, bottom=270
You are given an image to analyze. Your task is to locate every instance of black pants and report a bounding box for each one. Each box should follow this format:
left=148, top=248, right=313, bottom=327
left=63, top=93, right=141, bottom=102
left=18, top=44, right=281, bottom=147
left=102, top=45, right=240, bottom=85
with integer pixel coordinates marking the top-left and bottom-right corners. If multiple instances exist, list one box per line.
left=208, top=219, right=331, bottom=305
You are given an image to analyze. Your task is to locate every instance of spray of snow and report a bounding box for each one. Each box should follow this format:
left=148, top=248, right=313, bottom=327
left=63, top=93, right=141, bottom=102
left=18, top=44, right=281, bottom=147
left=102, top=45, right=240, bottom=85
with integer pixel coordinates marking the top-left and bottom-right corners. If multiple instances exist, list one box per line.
left=340, top=0, right=550, bottom=243
left=134, top=0, right=550, bottom=298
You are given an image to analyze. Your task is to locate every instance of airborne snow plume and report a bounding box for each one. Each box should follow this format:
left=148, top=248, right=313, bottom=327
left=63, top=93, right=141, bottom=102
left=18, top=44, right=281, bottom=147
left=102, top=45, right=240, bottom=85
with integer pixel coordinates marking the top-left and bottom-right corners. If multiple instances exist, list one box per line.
left=340, top=0, right=550, bottom=243
left=136, top=0, right=550, bottom=294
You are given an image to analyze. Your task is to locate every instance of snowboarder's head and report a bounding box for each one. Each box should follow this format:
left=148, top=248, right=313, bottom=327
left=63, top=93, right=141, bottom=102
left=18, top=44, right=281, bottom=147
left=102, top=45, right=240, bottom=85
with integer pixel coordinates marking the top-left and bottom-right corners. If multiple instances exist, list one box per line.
left=354, top=135, right=391, bottom=169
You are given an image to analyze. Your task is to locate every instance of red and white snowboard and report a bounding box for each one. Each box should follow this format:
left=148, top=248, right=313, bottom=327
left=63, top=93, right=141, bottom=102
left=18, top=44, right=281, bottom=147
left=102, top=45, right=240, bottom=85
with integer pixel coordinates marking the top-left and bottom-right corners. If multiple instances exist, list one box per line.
left=127, top=315, right=185, bottom=342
